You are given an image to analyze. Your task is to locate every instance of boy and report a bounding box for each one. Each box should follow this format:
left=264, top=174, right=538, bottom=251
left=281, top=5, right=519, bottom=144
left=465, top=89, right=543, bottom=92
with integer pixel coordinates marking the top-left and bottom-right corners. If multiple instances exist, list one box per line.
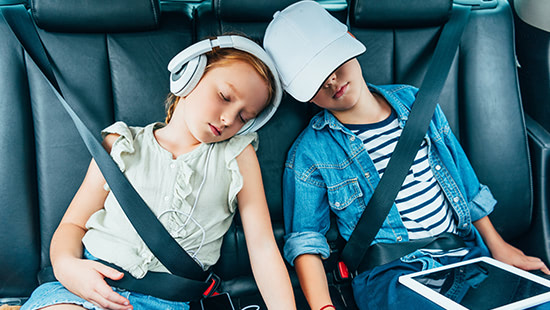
left=263, top=1, right=549, bottom=309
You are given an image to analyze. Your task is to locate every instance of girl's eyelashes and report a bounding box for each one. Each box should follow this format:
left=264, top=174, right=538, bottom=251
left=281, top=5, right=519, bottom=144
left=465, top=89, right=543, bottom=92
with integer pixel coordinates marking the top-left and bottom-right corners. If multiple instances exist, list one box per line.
left=220, top=92, right=230, bottom=102
left=219, top=91, right=250, bottom=123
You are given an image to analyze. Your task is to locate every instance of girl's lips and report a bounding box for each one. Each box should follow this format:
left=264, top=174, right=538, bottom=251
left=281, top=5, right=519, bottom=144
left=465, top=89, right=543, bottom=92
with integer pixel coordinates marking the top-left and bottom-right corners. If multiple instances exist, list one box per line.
left=333, top=83, right=348, bottom=99
left=209, top=124, right=221, bottom=136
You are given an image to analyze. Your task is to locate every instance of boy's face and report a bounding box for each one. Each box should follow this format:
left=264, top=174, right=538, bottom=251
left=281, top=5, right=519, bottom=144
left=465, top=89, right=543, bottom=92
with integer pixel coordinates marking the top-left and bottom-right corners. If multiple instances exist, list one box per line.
left=310, top=58, right=364, bottom=111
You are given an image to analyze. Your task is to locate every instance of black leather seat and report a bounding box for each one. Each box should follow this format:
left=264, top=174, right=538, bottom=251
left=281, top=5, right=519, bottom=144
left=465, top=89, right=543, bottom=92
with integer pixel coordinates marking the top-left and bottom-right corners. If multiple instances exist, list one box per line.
left=347, top=0, right=550, bottom=284
left=510, top=0, right=550, bottom=134
left=509, top=2, right=550, bottom=255
left=0, top=0, right=194, bottom=304
left=1, top=0, right=549, bottom=309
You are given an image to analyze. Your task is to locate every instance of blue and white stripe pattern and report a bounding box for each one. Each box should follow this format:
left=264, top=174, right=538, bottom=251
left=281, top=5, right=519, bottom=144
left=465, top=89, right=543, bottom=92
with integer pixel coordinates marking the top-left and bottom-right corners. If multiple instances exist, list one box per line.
left=345, top=110, right=457, bottom=240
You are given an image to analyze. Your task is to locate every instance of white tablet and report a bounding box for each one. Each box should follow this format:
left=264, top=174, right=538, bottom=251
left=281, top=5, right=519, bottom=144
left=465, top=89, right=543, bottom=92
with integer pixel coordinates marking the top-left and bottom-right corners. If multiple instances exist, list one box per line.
left=399, top=256, right=550, bottom=309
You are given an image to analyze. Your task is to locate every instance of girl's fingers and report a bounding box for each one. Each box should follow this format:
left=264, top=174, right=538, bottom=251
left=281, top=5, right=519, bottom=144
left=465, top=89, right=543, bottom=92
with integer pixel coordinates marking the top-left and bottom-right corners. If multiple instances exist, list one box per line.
left=87, top=261, right=132, bottom=309
left=93, top=261, right=125, bottom=281
left=92, top=283, right=132, bottom=310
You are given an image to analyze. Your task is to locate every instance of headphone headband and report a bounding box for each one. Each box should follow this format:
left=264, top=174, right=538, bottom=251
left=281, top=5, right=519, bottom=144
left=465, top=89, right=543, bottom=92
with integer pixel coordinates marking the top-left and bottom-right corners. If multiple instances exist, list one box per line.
left=168, top=36, right=282, bottom=135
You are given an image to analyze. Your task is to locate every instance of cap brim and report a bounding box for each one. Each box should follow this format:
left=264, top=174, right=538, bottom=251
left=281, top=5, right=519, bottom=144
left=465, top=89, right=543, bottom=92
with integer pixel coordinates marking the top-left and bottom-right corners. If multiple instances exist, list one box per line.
left=285, top=33, right=366, bottom=102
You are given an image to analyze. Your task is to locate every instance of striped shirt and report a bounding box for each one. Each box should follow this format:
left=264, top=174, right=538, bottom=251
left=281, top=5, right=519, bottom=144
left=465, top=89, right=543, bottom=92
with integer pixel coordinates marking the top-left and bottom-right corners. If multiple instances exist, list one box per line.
left=345, top=110, right=458, bottom=240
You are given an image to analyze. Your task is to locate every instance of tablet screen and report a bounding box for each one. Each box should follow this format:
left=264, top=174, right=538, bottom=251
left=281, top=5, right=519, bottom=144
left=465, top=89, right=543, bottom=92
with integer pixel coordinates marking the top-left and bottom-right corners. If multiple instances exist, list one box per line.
left=400, top=257, right=550, bottom=310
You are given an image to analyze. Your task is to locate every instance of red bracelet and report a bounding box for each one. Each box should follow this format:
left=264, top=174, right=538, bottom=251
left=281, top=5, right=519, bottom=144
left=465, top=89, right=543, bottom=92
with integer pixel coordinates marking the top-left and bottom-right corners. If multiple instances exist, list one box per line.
left=320, top=305, right=336, bottom=310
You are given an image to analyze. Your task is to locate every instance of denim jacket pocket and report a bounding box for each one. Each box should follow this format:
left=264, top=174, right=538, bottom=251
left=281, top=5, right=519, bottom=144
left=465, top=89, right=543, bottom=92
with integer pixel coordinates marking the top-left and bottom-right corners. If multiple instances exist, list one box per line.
left=327, top=178, right=364, bottom=211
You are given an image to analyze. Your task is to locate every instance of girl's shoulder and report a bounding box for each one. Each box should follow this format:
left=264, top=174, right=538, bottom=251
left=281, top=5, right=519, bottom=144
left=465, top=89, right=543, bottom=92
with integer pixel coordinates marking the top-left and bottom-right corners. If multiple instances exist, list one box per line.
left=100, top=121, right=155, bottom=171
left=220, top=132, right=259, bottom=161
left=101, top=121, right=151, bottom=141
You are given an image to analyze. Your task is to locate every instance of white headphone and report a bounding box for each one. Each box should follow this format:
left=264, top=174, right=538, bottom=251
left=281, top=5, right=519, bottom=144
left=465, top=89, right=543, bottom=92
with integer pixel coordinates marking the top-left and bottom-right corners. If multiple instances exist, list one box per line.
left=167, top=35, right=282, bottom=135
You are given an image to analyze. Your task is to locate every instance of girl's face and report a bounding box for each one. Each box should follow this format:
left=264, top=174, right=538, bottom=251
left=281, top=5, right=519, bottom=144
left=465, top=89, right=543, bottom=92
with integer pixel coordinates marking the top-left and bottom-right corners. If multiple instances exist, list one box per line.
left=180, top=60, right=270, bottom=143
left=310, top=58, right=365, bottom=111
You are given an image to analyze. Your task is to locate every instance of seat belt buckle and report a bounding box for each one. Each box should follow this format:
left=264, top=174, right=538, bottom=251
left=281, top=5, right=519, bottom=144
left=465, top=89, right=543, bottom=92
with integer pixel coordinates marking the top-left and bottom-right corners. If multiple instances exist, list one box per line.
left=202, top=273, right=221, bottom=298
left=333, top=261, right=355, bottom=282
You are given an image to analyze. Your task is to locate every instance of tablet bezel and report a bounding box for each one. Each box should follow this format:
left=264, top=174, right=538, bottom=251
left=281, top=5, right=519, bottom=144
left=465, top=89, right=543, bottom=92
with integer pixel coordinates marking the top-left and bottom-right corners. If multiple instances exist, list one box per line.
left=398, top=256, right=550, bottom=310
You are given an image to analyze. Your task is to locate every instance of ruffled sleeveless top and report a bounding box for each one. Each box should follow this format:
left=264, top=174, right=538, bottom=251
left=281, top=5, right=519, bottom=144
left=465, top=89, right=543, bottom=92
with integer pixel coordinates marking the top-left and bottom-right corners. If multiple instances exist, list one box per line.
left=82, top=122, right=258, bottom=279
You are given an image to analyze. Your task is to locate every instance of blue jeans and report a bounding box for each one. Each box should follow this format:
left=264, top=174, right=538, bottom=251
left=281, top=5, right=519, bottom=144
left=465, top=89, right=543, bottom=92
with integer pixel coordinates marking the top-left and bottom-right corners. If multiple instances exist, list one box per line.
left=21, top=250, right=190, bottom=310
left=351, top=248, right=550, bottom=310
left=21, top=282, right=190, bottom=310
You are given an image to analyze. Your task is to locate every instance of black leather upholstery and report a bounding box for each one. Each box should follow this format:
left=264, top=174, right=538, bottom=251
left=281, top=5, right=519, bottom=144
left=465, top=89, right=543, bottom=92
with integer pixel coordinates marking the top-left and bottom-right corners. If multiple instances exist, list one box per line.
left=510, top=0, right=550, bottom=269
left=1, top=0, right=549, bottom=308
left=32, top=0, right=161, bottom=32
left=350, top=0, right=452, bottom=28
left=0, top=11, right=39, bottom=298
left=510, top=0, right=550, bottom=134
left=350, top=0, right=532, bottom=241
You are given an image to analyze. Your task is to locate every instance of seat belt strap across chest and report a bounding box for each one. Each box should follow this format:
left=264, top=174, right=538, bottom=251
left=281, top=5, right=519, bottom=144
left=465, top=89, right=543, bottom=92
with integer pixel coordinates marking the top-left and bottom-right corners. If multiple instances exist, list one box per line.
left=341, top=5, right=472, bottom=273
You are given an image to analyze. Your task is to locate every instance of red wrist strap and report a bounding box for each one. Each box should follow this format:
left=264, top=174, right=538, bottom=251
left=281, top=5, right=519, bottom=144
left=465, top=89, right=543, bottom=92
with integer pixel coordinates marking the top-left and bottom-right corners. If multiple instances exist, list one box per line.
left=320, top=305, right=336, bottom=310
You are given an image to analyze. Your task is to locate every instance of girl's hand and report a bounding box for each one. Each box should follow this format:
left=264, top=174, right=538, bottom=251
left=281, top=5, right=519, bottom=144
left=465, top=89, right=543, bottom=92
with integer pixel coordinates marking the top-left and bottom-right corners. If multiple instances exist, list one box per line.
left=54, top=256, right=133, bottom=310
left=491, top=241, right=550, bottom=275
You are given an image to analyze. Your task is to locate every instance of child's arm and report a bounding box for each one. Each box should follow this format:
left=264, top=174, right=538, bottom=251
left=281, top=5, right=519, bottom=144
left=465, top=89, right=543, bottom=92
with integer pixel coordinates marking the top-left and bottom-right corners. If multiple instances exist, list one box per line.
left=236, top=144, right=297, bottom=309
left=474, top=216, right=550, bottom=274
left=50, top=134, right=132, bottom=310
left=294, top=254, right=334, bottom=309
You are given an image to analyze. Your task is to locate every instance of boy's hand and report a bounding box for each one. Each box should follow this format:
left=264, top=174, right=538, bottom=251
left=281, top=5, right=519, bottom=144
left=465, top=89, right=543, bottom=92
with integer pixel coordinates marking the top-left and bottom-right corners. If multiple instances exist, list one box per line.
left=474, top=216, right=550, bottom=275
left=491, top=241, right=550, bottom=275
left=54, top=256, right=133, bottom=310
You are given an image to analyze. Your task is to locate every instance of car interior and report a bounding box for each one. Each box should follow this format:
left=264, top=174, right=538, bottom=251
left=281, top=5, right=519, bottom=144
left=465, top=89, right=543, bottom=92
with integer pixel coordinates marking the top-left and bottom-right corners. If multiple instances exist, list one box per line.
left=1, top=0, right=549, bottom=309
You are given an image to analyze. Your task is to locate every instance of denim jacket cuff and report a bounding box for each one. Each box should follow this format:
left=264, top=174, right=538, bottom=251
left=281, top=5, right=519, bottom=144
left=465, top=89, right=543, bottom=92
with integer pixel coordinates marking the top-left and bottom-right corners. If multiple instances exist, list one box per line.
left=283, top=231, right=331, bottom=266
left=469, top=184, right=497, bottom=222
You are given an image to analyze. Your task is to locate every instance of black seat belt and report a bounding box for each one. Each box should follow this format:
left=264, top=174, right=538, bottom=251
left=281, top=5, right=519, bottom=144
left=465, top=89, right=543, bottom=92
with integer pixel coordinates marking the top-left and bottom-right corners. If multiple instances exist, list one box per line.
left=3, top=5, right=216, bottom=301
left=340, top=5, right=473, bottom=273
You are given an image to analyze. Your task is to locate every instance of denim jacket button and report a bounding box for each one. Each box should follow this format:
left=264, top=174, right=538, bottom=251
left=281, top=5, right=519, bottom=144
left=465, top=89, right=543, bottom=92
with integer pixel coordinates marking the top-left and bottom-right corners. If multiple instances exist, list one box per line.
left=350, top=136, right=355, bottom=141
left=435, top=165, right=442, bottom=171
left=396, top=236, right=403, bottom=242
left=334, top=202, right=341, bottom=207
left=365, top=172, right=370, bottom=178
left=453, top=197, right=460, bottom=203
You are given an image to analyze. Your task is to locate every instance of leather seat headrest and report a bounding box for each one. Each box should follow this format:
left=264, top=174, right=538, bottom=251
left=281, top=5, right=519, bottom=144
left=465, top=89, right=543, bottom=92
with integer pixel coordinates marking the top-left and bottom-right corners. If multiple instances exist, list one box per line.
left=31, top=0, right=160, bottom=32
left=213, top=0, right=299, bottom=22
left=350, top=0, right=452, bottom=28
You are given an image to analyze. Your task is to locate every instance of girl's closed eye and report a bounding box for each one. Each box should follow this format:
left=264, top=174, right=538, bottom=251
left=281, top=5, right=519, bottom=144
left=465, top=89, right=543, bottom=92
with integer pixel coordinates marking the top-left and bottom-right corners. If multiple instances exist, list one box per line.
left=239, top=113, right=248, bottom=123
left=220, top=92, right=230, bottom=102
left=219, top=91, right=249, bottom=123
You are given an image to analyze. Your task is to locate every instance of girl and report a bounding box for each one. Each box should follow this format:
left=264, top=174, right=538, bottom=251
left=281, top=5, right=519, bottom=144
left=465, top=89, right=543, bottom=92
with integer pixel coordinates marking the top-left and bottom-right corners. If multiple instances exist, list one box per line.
left=22, top=35, right=296, bottom=310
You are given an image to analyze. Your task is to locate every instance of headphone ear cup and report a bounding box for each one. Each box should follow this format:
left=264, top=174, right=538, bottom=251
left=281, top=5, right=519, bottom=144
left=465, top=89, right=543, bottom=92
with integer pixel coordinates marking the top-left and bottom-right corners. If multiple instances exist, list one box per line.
left=170, top=54, right=208, bottom=97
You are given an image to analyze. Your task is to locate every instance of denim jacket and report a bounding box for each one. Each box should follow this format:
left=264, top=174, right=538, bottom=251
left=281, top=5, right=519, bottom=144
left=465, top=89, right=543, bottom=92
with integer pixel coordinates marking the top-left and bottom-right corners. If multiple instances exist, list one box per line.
left=282, top=84, right=496, bottom=268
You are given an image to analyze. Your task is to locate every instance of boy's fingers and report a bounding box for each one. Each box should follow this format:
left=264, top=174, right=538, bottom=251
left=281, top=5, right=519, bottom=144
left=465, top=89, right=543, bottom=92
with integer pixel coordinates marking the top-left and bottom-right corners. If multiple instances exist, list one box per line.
left=537, top=263, right=550, bottom=275
left=517, top=257, right=550, bottom=275
left=526, top=256, right=549, bottom=270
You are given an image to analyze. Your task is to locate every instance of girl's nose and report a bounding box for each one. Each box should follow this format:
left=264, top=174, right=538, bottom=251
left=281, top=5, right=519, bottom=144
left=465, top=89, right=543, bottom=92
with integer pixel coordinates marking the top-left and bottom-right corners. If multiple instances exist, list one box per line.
left=221, top=115, right=228, bottom=126
left=220, top=112, right=234, bottom=127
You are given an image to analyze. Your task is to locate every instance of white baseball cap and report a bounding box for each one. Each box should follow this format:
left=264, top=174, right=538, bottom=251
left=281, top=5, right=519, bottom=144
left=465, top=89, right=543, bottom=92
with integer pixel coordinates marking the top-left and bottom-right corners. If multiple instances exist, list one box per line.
left=263, top=0, right=366, bottom=102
